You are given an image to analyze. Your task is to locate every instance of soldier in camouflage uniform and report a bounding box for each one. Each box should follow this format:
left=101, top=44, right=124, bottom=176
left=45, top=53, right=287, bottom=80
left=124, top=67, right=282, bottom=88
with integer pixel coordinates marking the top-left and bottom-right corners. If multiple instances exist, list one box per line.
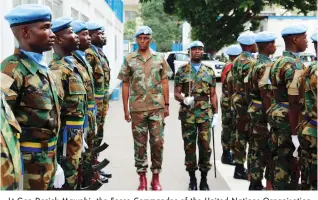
left=0, top=72, right=22, bottom=190
left=220, top=45, right=242, bottom=166
left=231, top=32, right=257, bottom=180
left=49, top=17, right=87, bottom=190
left=298, top=32, right=317, bottom=190
left=268, top=25, right=308, bottom=190
left=174, top=41, right=218, bottom=191
left=71, top=20, right=108, bottom=186
left=1, top=4, right=63, bottom=190
left=247, top=32, right=276, bottom=190
left=85, top=22, right=111, bottom=148
left=117, top=26, right=169, bottom=191
left=85, top=22, right=112, bottom=179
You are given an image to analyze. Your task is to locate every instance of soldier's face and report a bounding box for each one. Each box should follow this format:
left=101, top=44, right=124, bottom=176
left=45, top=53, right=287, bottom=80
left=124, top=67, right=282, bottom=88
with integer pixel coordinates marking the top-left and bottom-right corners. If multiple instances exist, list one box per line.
left=190, top=47, right=204, bottom=60
left=251, top=43, right=258, bottom=53
left=56, top=27, right=80, bottom=52
left=136, top=34, right=151, bottom=51
left=90, top=30, right=106, bottom=47
left=77, top=30, right=91, bottom=50
left=26, top=21, right=56, bottom=53
left=295, top=33, right=308, bottom=52
left=267, top=41, right=276, bottom=55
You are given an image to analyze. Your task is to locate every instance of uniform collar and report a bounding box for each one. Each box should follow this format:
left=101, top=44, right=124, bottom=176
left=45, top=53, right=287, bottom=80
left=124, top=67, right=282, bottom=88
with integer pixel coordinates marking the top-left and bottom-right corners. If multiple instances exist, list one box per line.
left=242, top=51, right=253, bottom=58
left=14, top=48, right=46, bottom=75
left=258, top=54, right=271, bottom=62
left=19, top=49, right=48, bottom=72
left=132, top=49, right=157, bottom=58
left=283, top=51, right=299, bottom=59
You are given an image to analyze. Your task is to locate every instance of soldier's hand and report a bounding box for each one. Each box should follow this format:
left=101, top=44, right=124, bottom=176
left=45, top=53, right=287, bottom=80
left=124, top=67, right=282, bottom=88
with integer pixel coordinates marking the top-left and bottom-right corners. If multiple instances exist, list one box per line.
left=125, top=111, right=131, bottom=122
left=164, top=106, right=169, bottom=118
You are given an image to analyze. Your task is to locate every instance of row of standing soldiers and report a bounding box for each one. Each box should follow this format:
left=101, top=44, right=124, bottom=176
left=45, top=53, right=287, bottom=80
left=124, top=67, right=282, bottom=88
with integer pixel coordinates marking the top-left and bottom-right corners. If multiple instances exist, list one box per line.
left=220, top=26, right=317, bottom=190
left=1, top=4, right=112, bottom=190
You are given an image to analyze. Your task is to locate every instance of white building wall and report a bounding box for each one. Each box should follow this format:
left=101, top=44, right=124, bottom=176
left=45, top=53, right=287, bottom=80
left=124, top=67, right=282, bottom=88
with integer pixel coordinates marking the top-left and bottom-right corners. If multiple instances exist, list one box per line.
left=0, top=0, right=123, bottom=94
left=265, top=16, right=317, bottom=57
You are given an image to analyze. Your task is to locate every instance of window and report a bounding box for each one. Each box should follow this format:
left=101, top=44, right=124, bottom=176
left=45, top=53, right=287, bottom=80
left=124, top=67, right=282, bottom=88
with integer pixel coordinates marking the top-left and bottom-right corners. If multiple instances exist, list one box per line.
left=44, top=0, right=62, bottom=18
left=81, top=14, right=89, bottom=22
left=175, top=53, right=189, bottom=61
left=71, top=8, right=79, bottom=20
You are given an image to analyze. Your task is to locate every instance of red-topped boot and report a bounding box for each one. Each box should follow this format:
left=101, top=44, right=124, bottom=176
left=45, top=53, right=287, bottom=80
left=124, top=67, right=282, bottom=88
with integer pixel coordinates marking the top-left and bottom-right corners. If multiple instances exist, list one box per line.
left=137, top=173, right=147, bottom=191
left=151, top=173, right=162, bottom=191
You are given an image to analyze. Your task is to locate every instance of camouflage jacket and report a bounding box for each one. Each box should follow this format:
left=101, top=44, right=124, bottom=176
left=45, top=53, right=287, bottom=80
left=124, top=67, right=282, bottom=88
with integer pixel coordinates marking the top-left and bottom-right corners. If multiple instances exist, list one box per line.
left=174, top=62, right=216, bottom=123
left=232, top=51, right=256, bottom=95
left=299, top=61, right=317, bottom=136
left=0, top=73, right=22, bottom=190
left=49, top=53, right=87, bottom=127
left=248, top=54, right=272, bottom=101
left=269, top=51, right=305, bottom=103
left=117, top=50, right=169, bottom=112
left=72, top=51, right=96, bottom=114
left=85, top=45, right=111, bottom=99
left=1, top=48, right=61, bottom=148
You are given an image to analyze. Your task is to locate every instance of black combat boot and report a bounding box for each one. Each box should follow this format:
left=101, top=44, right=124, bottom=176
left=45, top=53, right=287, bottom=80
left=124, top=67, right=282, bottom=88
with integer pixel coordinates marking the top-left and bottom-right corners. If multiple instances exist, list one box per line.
left=199, top=171, right=210, bottom=190
left=234, top=164, right=248, bottom=180
left=249, top=181, right=265, bottom=190
left=188, top=171, right=197, bottom=190
left=221, top=150, right=235, bottom=165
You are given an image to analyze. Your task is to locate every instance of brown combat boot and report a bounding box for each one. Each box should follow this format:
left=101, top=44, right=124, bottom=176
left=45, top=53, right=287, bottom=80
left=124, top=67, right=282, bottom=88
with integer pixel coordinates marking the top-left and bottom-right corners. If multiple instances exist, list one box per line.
left=151, top=173, right=162, bottom=191
left=137, top=173, right=147, bottom=191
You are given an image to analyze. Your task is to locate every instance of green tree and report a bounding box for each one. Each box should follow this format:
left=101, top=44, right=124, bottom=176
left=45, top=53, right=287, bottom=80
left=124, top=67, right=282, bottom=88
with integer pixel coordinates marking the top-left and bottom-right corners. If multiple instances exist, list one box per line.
left=140, top=0, right=182, bottom=52
left=163, top=0, right=316, bottom=53
left=124, top=19, right=137, bottom=41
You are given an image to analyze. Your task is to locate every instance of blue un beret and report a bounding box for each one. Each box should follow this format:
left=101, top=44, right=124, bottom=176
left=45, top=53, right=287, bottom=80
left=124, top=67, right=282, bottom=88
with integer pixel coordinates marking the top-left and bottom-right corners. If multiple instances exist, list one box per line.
left=52, top=17, right=73, bottom=33
left=135, top=26, right=152, bottom=37
left=237, top=32, right=256, bottom=45
left=71, top=20, right=88, bottom=33
left=311, top=32, right=318, bottom=42
left=282, top=24, right=308, bottom=36
left=187, top=41, right=204, bottom=49
left=255, top=31, right=277, bottom=43
left=86, top=22, right=104, bottom=31
left=4, top=4, right=52, bottom=27
left=226, top=45, right=242, bottom=56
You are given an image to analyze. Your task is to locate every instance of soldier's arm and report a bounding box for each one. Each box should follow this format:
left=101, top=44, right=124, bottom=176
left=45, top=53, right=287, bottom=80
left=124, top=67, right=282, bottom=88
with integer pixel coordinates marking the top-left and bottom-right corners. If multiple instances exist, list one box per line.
left=227, top=72, right=234, bottom=108
left=258, top=64, right=272, bottom=120
left=210, top=72, right=218, bottom=114
left=285, top=63, right=304, bottom=136
left=161, top=58, right=169, bottom=105
left=174, top=68, right=184, bottom=103
left=117, top=58, right=131, bottom=114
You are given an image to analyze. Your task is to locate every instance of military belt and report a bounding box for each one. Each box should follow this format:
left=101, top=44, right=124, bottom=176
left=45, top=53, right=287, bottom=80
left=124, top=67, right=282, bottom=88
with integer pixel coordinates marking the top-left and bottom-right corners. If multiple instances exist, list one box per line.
left=278, top=102, right=289, bottom=109
left=20, top=137, right=57, bottom=153
left=252, top=99, right=262, bottom=107
left=222, top=91, right=228, bottom=95
left=305, top=116, right=317, bottom=126
left=88, top=100, right=95, bottom=111
left=95, top=91, right=105, bottom=101
left=65, top=116, right=85, bottom=129
left=237, top=91, right=245, bottom=96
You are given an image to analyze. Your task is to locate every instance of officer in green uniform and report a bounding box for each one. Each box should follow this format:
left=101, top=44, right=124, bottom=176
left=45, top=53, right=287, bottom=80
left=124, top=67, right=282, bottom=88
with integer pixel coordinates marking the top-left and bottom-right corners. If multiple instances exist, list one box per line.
left=221, top=45, right=242, bottom=165
left=231, top=32, right=257, bottom=180
left=1, top=4, right=63, bottom=190
left=247, top=31, right=276, bottom=190
left=0, top=72, right=22, bottom=190
left=118, top=26, right=169, bottom=191
left=49, top=17, right=87, bottom=190
left=298, top=32, right=317, bottom=190
left=268, top=24, right=308, bottom=190
left=174, top=41, right=218, bottom=190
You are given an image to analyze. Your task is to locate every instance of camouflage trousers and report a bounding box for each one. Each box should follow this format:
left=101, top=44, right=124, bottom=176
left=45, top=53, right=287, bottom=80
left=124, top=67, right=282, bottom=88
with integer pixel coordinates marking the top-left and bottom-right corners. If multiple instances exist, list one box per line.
left=57, top=126, right=83, bottom=189
left=299, top=120, right=317, bottom=190
left=23, top=150, right=56, bottom=190
left=248, top=101, right=271, bottom=183
left=83, top=111, right=96, bottom=171
left=268, top=103, right=299, bottom=190
left=94, top=91, right=109, bottom=147
left=232, top=93, right=250, bottom=165
left=221, top=98, right=236, bottom=151
left=181, top=120, right=212, bottom=172
left=131, top=109, right=164, bottom=174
